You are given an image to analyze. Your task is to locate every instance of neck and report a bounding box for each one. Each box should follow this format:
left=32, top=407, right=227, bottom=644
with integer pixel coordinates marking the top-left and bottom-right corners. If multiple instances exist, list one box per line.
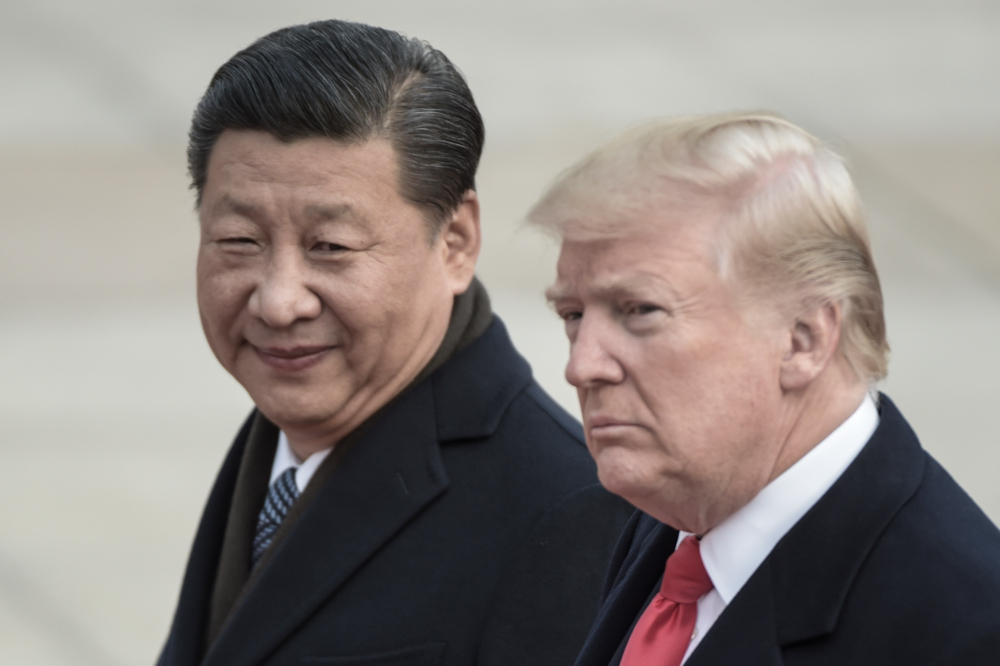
left=767, top=363, right=869, bottom=487
left=671, top=361, right=870, bottom=536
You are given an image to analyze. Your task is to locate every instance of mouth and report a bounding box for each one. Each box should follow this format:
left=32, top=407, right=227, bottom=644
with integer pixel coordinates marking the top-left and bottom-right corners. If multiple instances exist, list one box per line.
left=251, top=344, right=333, bottom=372
left=585, top=415, right=639, bottom=438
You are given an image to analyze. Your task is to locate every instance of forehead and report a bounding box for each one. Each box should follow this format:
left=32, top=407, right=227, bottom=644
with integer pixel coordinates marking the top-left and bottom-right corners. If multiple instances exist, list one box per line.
left=201, top=130, right=404, bottom=213
left=550, top=214, right=721, bottom=298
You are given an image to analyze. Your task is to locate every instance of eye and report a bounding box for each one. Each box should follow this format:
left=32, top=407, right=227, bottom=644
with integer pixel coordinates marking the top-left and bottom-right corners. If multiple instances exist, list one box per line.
left=621, top=301, right=668, bottom=335
left=557, top=308, right=583, bottom=323
left=217, top=236, right=261, bottom=253
left=629, top=303, right=660, bottom=316
left=311, top=241, right=348, bottom=253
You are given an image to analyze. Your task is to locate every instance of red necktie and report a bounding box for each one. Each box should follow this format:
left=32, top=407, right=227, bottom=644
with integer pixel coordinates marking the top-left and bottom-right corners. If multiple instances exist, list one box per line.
left=620, top=535, right=714, bottom=666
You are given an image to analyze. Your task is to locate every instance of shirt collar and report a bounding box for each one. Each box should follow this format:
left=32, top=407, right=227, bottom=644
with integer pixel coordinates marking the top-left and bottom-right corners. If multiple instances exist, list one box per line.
left=683, top=393, right=880, bottom=604
left=269, top=430, right=334, bottom=494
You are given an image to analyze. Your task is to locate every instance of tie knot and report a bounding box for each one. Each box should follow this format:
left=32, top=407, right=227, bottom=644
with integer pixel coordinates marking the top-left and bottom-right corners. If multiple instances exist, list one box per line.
left=660, top=535, right=713, bottom=604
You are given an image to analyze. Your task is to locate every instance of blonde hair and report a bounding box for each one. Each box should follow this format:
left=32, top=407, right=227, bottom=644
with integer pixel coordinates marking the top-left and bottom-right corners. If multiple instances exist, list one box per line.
left=528, top=111, right=889, bottom=382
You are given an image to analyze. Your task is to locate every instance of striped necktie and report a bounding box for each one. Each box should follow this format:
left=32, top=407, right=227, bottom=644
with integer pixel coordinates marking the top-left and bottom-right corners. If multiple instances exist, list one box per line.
left=251, top=467, right=299, bottom=567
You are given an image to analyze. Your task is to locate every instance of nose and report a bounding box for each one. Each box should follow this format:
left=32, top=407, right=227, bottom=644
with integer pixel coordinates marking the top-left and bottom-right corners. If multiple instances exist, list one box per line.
left=565, top=314, right=625, bottom=388
left=248, top=247, right=322, bottom=328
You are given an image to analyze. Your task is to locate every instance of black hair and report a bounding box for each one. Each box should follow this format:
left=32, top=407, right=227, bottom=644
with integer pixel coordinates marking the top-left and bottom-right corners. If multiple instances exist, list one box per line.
left=188, top=20, right=485, bottom=226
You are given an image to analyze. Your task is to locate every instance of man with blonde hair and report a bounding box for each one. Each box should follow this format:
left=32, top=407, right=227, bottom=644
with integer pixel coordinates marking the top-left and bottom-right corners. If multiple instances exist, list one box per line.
left=531, top=112, right=1000, bottom=666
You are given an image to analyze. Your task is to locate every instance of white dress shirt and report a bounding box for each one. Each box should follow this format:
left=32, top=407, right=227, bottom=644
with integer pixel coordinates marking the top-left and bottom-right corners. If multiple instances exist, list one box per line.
left=678, top=394, right=880, bottom=663
left=268, top=430, right=334, bottom=494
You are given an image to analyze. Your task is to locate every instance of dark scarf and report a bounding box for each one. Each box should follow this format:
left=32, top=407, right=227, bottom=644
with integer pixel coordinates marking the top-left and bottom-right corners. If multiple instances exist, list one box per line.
left=205, top=278, right=493, bottom=651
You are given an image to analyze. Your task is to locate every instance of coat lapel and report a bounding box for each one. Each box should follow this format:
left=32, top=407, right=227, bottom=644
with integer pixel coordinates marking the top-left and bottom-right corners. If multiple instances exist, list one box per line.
left=206, top=413, right=279, bottom=647
left=575, top=518, right=678, bottom=666
left=158, top=414, right=255, bottom=666
left=202, top=380, right=449, bottom=666
left=685, top=560, right=782, bottom=666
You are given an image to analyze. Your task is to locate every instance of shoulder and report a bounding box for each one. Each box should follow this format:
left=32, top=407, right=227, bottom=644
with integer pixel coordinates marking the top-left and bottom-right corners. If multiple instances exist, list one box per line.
left=869, top=398, right=1000, bottom=594
left=505, top=379, right=588, bottom=454
left=884, top=451, right=1000, bottom=600
left=521, top=381, right=587, bottom=443
left=822, top=449, right=1000, bottom=662
left=832, top=401, right=1000, bottom=654
left=432, top=317, right=596, bottom=492
left=474, top=377, right=601, bottom=501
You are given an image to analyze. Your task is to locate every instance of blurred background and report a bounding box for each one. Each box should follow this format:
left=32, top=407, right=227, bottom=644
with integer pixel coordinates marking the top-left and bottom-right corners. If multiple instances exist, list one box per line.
left=1, top=1, right=998, bottom=663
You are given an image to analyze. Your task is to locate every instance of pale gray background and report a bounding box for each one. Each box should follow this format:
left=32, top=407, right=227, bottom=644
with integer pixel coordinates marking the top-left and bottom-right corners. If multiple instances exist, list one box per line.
left=1, top=1, right=998, bottom=664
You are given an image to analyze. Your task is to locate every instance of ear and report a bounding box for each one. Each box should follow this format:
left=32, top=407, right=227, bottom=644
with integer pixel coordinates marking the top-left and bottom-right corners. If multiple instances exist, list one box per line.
left=779, top=301, right=843, bottom=392
left=438, top=190, right=482, bottom=295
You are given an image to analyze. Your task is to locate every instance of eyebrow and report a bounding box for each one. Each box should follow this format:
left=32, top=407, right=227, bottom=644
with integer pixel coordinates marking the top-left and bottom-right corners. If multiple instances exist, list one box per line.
left=545, top=272, right=677, bottom=304
left=304, top=203, right=352, bottom=221
left=215, top=195, right=263, bottom=220
left=213, top=197, right=367, bottom=229
left=544, top=284, right=573, bottom=303
left=307, top=203, right=374, bottom=234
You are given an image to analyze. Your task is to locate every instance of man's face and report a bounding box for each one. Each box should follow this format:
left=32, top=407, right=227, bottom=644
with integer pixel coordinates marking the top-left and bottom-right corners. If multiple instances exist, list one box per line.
left=548, top=211, right=789, bottom=534
left=197, top=130, right=459, bottom=450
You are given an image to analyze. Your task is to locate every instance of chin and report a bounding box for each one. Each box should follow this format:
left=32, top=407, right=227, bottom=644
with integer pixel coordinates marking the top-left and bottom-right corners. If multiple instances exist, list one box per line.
left=252, top=388, right=345, bottom=431
left=594, top=458, right=648, bottom=502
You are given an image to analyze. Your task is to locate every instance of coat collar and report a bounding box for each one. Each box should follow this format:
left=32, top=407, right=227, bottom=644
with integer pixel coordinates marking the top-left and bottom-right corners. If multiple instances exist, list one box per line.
left=767, top=393, right=925, bottom=645
left=431, top=317, right=532, bottom=442
left=202, top=317, right=531, bottom=666
left=689, top=393, right=926, bottom=662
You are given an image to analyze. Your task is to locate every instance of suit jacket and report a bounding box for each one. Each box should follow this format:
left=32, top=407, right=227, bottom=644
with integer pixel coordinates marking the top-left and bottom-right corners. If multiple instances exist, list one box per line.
left=158, top=318, right=633, bottom=666
left=575, top=394, right=1000, bottom=666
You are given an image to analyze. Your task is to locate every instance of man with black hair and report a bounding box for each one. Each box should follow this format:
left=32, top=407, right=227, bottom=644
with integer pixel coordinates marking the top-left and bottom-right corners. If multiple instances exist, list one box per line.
left=158, top=20, right=632, bottom=666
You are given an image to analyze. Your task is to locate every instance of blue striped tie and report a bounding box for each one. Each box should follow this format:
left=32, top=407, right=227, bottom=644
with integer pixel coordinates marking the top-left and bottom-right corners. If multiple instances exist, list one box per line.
left=251, top=467, right=299, bottom=567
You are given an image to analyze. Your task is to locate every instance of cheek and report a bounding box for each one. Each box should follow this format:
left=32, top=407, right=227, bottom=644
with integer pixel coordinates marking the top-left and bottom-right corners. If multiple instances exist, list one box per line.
left=632, top=338, right=775, bottom=448
left=724, top=340, right=783, bottom=407
left=316, top=275, right=394, bottom=347
left=369, top=252, right=449, bottom=324
left=198, top=274, right=243, bottom=321
left=698, top=359, right=782, bottom=468
left=313, top=272, right=418, bottom=356
left=197, top=261, right=253, bottom=346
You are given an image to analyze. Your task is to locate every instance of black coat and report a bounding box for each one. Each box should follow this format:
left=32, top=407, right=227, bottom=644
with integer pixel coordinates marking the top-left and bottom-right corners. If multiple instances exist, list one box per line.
left=574, top=394, right=1000, bottom=666
left=158, top=319, right=634, bottom=666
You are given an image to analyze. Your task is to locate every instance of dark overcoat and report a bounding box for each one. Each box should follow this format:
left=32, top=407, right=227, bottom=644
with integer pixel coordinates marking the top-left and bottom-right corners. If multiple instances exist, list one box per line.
left=158, top=319, right=633, bottom=666
left=574, top=395, right=1000, bottom=666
